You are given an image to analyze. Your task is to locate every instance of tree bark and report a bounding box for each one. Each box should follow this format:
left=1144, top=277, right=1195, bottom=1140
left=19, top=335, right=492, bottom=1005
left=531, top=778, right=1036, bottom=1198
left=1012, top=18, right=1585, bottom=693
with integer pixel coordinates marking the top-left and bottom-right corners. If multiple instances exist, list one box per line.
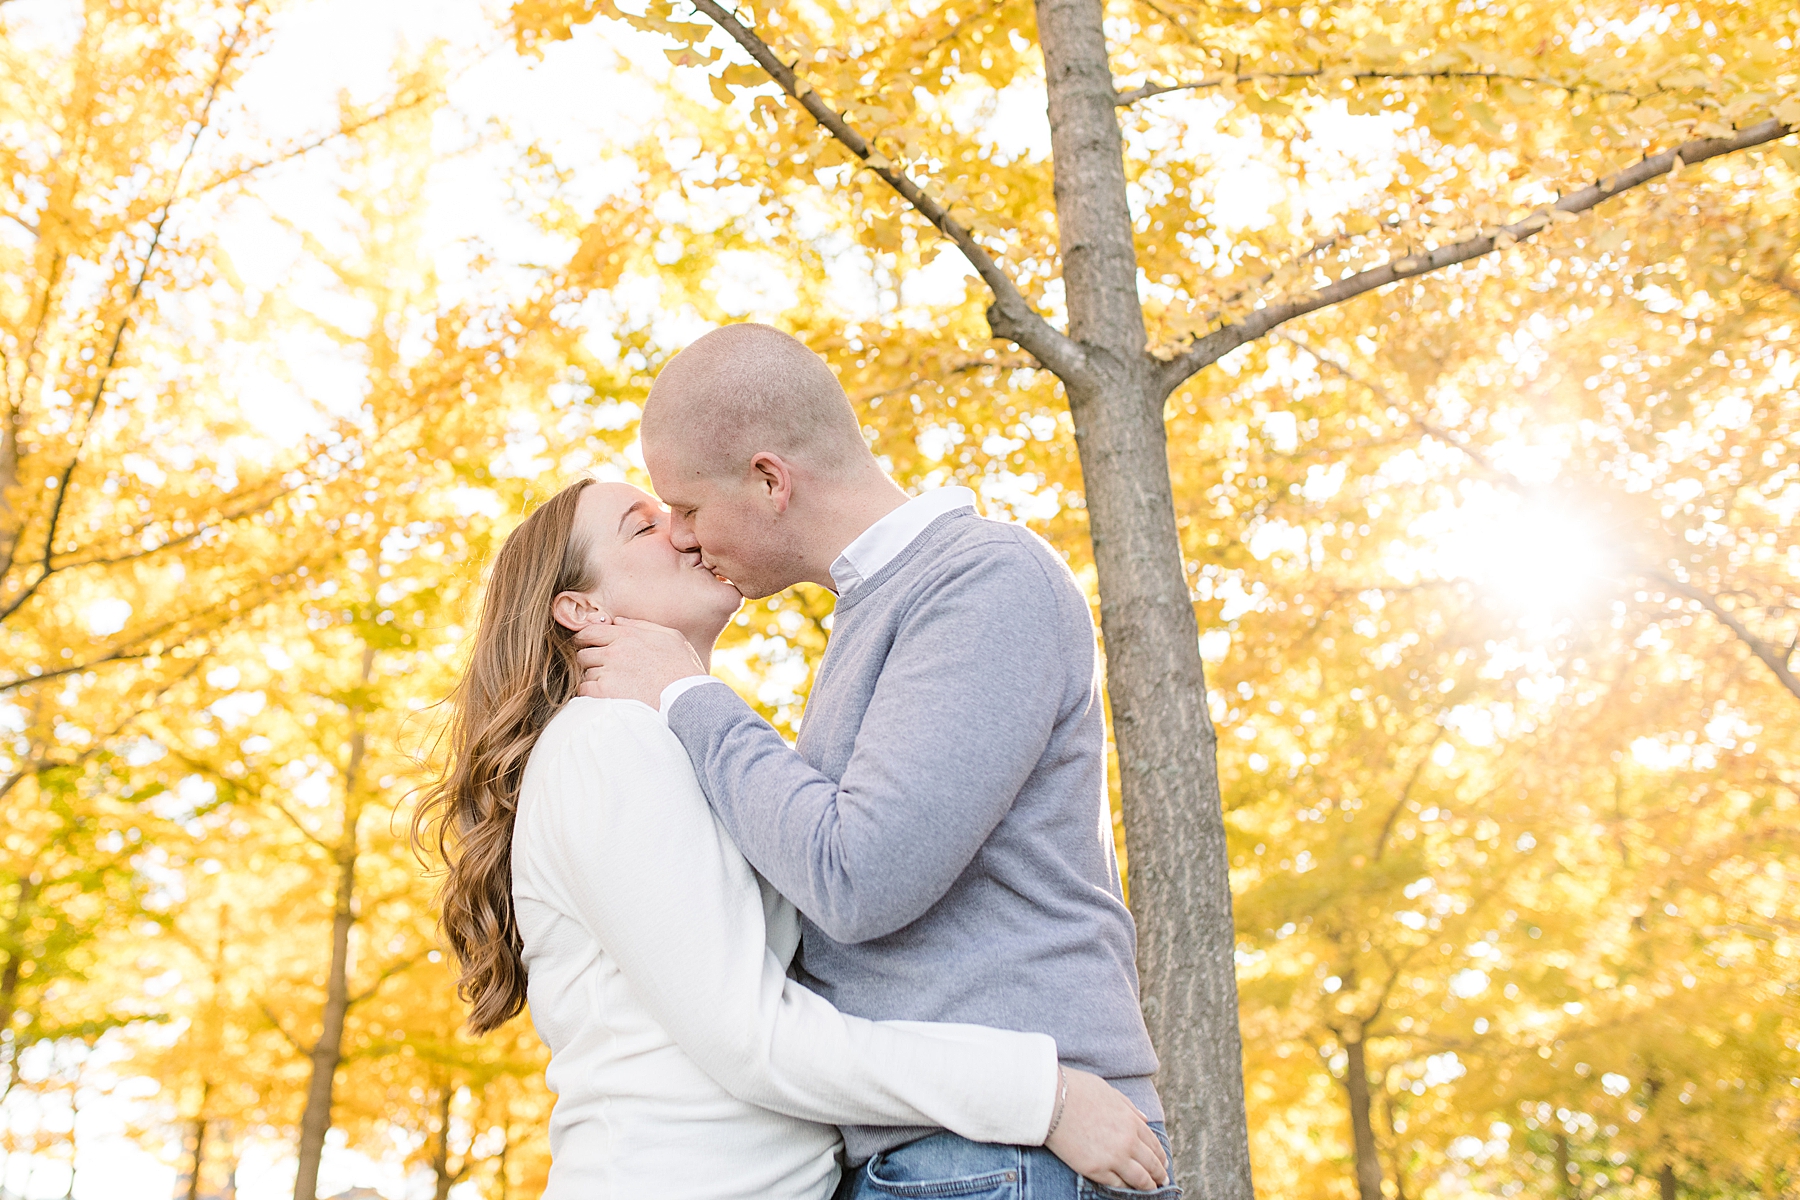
left=0, top=874, right=39, bottom=1100
left=1341, top=1037, right=1384, bottom=1200
left=290, top=647, right=375, bottom=1200
left=1032, top=0, right=1251, bottom=1192
left=1554, top=1131, right=1576, bottom=1199
left=430, top=1082, right=461, bottom=1200
left=183, top=1097, right=208, bottom=1200
left=1659, top=1161, right=1678, bottom=1200
left=1380, top=1087, right=1408, bottom=1200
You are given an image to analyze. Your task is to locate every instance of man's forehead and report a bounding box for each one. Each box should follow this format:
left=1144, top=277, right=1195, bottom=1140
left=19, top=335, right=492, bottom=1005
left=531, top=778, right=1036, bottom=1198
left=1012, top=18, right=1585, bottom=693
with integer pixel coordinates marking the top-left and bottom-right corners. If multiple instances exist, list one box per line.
left=642, top=436, right=720, bottom=490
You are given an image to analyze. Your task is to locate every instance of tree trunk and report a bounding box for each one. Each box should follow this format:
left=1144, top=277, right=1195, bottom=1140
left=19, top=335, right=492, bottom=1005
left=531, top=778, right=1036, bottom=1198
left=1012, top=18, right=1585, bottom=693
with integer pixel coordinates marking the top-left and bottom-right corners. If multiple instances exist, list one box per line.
left=291, top=648, right=374, bottom=1200
left=1659, top=1161, right=1678, bottom=1200
left=290, top=833, right=359, bottom=1200
left=1381, top=1087, right=1408, bottom=1200
left=62, top=1057, right=83, bottom=1200
left=0, top=876, right=39, bottom=1046
left=182, top=1081, right=210, bottom=1200
left=1341, top=1037, right=1384, bottom=1200
left=0, top=411, right=18, bottom=582
left=431, top=1083, right=457, bottom=1200
left=1554, top=1132, right=1575, bottom=1199
left=1031, top=0, right=1250, bottom=1192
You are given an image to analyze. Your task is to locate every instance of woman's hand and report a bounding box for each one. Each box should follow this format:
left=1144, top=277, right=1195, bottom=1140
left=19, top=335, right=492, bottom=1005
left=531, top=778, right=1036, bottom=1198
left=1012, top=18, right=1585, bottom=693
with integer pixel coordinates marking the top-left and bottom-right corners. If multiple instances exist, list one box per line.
left=1043, top=1067, right=1171, bottom=1191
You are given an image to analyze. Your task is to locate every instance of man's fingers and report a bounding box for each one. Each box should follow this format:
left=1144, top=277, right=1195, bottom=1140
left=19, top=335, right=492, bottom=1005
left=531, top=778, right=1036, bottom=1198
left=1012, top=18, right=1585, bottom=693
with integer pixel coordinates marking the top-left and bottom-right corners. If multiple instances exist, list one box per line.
left=610, top=616, right=675, bottom=631
left=574, top=645, right=621, bottom=670
left=1136, top=1125, right=1170, bottom=1185
left=575, top=680, right=605, bottom=698
left=573, top=624, right=624, bottom=650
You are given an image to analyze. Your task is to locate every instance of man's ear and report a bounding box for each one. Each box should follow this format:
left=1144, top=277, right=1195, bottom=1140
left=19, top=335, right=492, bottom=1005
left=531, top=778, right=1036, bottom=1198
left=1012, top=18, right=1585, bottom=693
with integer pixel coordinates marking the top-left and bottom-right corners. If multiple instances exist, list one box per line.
left=750, top=452, right=794, bottom=515
left=552, top=591, right=611, bottom=632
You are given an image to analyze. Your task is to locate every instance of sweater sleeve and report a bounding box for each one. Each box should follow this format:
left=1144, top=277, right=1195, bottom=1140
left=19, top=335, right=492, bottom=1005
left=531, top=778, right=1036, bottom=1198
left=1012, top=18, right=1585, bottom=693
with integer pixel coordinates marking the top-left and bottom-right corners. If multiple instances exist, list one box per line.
left=667, top=547, right=1067, bottom=943
left=521, top=699, right=1059, bottom=1144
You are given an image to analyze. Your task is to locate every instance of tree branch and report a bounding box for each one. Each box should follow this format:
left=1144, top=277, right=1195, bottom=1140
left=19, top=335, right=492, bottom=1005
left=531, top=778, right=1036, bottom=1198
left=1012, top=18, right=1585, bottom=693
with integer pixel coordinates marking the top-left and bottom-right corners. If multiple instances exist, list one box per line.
left=1117, top=66, right=1643, bottom=107
left=1271, top=329, right=1518, bottom=485
left=258, top=1001, right=309, bottom=1057
left=178, top=88, right=437, bottom=201
left=5, top=7, right=250, bottom=624
left=852, top=353, right=1038, bottom=406
left=683, top=0, right=1091, bottom=383
left=1650, top=570, right=1800, bottom=703
left=347, top=953, right=425, bottom=1008
left=0, top=653, right=154, bottom=694
left=1155, top=116, right=1796, bottom=397
left=43, top=476, right=298, bottom=575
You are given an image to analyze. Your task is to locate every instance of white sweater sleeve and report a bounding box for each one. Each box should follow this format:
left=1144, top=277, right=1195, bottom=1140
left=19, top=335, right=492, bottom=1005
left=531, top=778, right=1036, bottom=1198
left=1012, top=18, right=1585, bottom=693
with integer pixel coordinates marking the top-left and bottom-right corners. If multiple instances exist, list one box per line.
left=518, top=699, right=1058, bottom=1145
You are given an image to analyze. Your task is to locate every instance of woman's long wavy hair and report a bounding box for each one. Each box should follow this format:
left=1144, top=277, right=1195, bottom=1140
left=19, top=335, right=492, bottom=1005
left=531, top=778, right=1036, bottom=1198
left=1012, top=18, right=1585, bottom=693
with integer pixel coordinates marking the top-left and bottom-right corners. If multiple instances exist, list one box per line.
left=416, top=478, right=598, bottom=1033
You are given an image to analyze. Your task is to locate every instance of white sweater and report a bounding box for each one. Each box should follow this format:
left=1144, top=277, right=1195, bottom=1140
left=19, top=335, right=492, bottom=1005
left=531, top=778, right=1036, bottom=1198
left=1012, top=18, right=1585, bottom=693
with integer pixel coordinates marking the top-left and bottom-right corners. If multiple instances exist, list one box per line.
left=512, top=698, right=1059, bottom=1200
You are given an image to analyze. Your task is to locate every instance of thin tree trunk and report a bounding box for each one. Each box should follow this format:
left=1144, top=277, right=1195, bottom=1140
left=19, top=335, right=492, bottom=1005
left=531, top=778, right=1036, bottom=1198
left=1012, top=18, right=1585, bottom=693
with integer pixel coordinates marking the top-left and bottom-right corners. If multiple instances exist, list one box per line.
left=431, top=1083, right=456, bottom=1200
left=291, top=647, right=375, bottom=1200
left=1032, top=0, right=1250, bottom=1191
left=62, top=1056, right=83, bottom=1200
left=1341, top=1037, right=1384, bottom=1200
left=183, top=1081, right=210, bottom=1200
left=1555, top=1131, right=1576, bottom=1199
left=0, top=414, right=18, bottom=580
left=0, top=876, right=39, bottom=1044
left=1381, top=1081, right=1408, bottom=1200
left=289, top=834, right=358, bottom=1200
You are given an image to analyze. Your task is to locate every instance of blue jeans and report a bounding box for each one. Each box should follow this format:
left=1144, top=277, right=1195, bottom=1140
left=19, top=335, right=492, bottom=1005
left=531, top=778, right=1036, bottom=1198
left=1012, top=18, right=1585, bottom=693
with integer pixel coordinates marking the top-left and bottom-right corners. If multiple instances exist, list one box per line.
left=838, top=1124, right=1180, bottom=1200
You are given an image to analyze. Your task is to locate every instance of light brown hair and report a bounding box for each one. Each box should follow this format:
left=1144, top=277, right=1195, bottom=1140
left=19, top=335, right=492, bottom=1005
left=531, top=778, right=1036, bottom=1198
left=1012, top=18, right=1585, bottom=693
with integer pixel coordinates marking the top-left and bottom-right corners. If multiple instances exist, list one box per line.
left=415, top=478, right=597, bottom=1033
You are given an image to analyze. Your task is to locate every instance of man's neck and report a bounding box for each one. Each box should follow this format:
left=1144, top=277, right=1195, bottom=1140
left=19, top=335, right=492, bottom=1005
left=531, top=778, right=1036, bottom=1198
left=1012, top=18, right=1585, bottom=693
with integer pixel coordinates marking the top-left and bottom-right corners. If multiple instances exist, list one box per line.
left=802, top=475, right=910, bottom=591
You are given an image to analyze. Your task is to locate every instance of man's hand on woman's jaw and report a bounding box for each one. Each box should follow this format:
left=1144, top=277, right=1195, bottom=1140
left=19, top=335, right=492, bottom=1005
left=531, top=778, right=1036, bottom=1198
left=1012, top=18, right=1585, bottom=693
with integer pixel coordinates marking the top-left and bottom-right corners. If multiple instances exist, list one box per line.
left=1044, top=1067, right=1171, bottom=1191
left=573, top=619, right=709, bottom=708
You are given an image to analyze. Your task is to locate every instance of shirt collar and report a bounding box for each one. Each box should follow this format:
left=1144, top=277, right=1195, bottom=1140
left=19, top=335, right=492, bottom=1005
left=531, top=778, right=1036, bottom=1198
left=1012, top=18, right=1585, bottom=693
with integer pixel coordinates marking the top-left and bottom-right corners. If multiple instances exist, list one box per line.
left=830, top=486, right=977, bottom=593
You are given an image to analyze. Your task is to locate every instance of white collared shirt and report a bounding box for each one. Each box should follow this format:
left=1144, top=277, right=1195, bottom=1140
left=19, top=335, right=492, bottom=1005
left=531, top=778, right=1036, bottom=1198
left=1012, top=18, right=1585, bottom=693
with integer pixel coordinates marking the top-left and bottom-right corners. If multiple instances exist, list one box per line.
left=658, top=487, right=978, bottom=717
left=829, top=486, right=977, bottom=593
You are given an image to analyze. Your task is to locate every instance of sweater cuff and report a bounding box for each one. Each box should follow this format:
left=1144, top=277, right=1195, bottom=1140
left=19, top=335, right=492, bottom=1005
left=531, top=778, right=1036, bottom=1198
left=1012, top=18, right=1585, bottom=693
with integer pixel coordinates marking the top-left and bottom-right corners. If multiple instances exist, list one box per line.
left=665, top=672, right=759, bottom=741
left=993, top=1030, right=1062, bottom=1147
left=1025, top=1037, right=1063, bottom=1146
left=658, top=675, right=725, bottom=720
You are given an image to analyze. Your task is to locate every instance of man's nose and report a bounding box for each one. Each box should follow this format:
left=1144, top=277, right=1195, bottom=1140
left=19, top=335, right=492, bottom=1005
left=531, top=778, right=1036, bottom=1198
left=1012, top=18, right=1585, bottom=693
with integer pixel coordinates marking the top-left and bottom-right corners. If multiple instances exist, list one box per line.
left=668, top=513, right=700, bottom=553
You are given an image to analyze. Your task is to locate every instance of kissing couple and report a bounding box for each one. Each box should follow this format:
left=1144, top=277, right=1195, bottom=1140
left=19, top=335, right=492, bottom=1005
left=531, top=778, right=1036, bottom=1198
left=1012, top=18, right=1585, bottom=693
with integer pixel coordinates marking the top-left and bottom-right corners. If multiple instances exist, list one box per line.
left=421, top=323, right=1179, bottom=1200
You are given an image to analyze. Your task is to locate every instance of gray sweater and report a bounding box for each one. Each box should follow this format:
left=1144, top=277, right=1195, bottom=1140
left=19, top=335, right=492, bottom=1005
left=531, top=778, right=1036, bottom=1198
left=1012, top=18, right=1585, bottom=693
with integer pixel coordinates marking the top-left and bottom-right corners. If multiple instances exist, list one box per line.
left=667, top=509, right=1161, bottom=1161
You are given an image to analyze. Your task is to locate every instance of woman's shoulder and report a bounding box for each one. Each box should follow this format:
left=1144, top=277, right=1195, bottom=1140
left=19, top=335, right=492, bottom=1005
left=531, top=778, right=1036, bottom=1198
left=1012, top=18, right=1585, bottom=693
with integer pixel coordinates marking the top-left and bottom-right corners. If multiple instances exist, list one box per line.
left=517, top=697, right=711, bottom=855
left=532, top=695, right=673, bottom=756
left=522, top=698, right=677, bottom=790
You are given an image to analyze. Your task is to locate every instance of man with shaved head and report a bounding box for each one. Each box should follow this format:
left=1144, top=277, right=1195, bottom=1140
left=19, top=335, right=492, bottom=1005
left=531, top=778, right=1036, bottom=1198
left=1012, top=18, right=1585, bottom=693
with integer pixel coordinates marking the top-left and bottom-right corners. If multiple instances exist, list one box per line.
left=578, top=323, right=1174, bottom=1197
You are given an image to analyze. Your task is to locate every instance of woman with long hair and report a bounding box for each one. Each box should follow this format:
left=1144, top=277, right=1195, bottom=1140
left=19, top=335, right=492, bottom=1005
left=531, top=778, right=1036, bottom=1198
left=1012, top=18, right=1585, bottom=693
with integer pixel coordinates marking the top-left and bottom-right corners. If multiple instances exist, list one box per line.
left=416, top=478, right=1156, bottom=1200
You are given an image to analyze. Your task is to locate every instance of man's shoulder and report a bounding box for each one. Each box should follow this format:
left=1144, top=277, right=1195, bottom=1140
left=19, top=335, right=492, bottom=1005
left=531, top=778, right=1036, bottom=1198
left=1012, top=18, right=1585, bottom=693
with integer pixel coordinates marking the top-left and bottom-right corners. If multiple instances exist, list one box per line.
left=870, top=511, right=1088, bottom=628
left=928, top=512, right=1081, bottom=589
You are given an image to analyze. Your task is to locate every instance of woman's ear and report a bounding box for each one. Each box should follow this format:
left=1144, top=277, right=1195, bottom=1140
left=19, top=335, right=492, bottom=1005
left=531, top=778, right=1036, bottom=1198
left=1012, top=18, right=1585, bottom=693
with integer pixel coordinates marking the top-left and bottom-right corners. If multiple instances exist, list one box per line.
left=552, top=591, right=611, bottom=633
